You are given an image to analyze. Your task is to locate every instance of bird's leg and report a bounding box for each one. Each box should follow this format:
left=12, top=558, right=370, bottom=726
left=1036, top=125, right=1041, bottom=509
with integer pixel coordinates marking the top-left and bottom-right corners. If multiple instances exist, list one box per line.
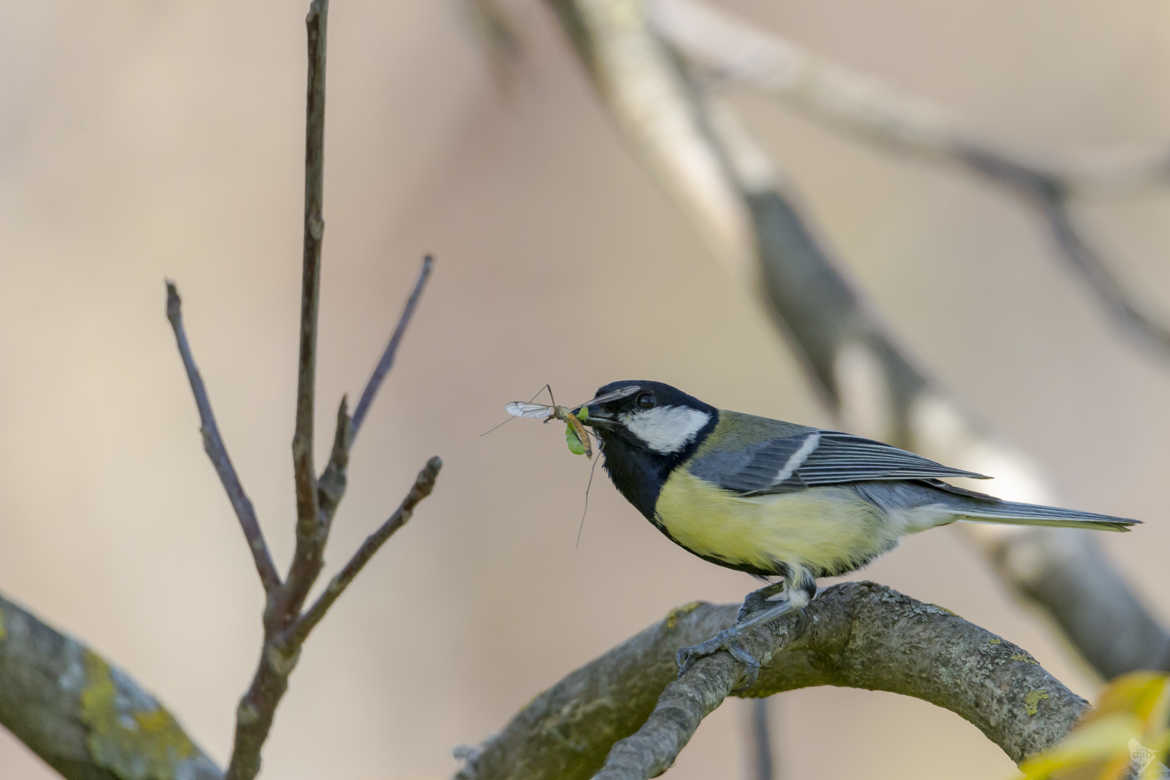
left=676, top=573, right=816, bottom=687
left=736, top=581, right=787, bottom=623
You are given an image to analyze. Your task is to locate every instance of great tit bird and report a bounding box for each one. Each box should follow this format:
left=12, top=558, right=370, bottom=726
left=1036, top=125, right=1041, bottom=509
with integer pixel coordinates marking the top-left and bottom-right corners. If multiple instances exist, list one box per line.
left=574, top=380, right=1137, bottom=677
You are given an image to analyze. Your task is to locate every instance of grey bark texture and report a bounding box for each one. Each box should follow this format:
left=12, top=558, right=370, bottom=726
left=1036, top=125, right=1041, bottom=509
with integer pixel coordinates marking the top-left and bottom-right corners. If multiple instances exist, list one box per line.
left=0, top=593, right=222, bottom=780
left=456, top=582, right=1088, bottom=780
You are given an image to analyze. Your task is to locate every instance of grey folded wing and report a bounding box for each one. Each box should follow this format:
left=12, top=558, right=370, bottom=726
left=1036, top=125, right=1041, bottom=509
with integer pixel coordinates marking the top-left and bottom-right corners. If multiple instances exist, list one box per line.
left=689, top=430, right=988, bottom=495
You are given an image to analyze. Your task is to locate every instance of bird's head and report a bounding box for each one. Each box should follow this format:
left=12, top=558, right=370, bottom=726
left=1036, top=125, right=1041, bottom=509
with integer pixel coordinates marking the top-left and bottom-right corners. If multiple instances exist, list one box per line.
left=576, top=380, right=717, bottom=462
left=574, top=380, right=717, bottom=519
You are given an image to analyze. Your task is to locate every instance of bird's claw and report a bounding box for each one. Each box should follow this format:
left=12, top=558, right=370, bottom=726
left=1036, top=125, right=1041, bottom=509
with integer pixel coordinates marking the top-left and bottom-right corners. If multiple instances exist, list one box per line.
left=676, top=626, right=762, bottom=687
left=737, top=596, right=769, bottom=623
left=736, top=600, right=761, bottom=624
left=736, top=587, right=788, bottom=623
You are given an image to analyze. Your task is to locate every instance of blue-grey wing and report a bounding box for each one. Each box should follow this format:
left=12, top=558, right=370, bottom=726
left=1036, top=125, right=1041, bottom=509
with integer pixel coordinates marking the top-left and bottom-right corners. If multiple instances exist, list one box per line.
left=690, top=430, right=988, bottom=495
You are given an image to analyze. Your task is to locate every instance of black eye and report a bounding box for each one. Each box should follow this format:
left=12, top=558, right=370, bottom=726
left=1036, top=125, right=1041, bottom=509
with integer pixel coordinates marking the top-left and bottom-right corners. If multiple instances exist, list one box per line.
left=636, top=392, right=655, bottom=409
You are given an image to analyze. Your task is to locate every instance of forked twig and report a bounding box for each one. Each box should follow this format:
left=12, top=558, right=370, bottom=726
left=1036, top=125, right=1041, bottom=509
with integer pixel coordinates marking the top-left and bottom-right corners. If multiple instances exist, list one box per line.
left=210, top=5, right=441, bottom=779
left=291, top=456, right=443, bottom=644
left=166, top=281, right=281, bottom=594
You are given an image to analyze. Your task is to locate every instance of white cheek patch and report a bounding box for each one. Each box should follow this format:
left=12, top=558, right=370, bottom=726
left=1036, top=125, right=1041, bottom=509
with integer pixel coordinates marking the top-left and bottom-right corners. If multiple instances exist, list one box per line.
left=620, top=406, right=711, bottom=454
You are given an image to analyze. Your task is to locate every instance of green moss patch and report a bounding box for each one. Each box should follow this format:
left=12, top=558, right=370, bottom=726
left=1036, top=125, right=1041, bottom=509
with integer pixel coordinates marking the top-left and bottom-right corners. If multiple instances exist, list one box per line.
left=665, top=601, right=703, bottom=630
left=80, top=650, right=198, bottom=778
left=1025, top=689, right=1050, bottom=716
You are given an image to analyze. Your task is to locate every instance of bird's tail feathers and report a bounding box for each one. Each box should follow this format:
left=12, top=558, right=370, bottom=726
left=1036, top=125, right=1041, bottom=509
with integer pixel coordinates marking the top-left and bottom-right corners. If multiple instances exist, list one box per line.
left=955, top=500, right=1137, bottom=533
left=856, top=479, right=1137, bottom=533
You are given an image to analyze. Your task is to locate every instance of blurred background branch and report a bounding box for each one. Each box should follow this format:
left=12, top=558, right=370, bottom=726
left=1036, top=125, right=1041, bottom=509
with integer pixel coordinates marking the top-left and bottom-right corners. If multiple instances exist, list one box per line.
left=651, top=0, right=1170, bottom=361
left=747, top=699, right=776, bottom=780
left=650, top=0, right=1170, bottom=195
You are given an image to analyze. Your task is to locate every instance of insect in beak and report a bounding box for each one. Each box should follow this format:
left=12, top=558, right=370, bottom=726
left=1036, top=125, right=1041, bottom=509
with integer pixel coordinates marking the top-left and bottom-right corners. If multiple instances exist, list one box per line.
left=503, top=386, right=594, bottom=458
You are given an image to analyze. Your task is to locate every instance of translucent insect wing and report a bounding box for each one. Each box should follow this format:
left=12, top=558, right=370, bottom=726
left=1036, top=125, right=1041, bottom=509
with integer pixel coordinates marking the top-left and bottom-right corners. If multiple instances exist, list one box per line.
left=505, top=401, right=554, bottom=419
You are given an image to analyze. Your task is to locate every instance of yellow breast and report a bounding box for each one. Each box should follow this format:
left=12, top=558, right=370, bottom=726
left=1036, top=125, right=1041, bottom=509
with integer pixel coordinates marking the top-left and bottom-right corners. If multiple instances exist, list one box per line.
left=653, top=468, right=897, bottom=575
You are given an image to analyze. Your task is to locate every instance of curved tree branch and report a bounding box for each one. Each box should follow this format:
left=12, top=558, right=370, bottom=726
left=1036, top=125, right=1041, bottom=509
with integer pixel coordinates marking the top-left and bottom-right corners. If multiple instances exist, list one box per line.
left=0, top=593, right=222, bottom=779
left=455, top=582, right=1089, bottom=780
left=650, top=0, right=1170, bottom=362
left=544, top=0, right=1170, bottom=681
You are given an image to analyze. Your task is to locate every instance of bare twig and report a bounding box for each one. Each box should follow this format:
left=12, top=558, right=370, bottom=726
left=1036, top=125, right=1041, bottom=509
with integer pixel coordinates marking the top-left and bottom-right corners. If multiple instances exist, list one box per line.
left=456, top=583, right=1089, bottom=780
left=219, top=13, right=442, bottom=780
left=281, top=0, right=331, bottom=626
left=166, top=281, right=281, bottom=594
left=225, top=447, right=441, bottom=780
left=291, top=456, right=443, bottom=644
left=315, top=395, right=351, bottom=535
left=351, top=254, right=434, bottom=441
left=316, top=255, right=434, bottom=546
left=651, top=0, right=1170, bottom=363
left=0, top=3, right=442, bottom=779
left=224, top=5, right=331, bottom=778
left=0, top=593, right=222, bottom=779
left=544, top=0, right=1170, bottom=682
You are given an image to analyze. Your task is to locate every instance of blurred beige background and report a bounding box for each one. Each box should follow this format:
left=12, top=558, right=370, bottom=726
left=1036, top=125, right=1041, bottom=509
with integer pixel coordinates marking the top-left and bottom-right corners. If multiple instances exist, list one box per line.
left=1, top=1, right=1168, bottom=778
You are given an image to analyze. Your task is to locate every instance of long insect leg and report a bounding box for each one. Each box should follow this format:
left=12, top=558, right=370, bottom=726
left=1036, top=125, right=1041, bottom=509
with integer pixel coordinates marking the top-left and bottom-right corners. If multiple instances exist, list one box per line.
left=576, top=450, right=602, bottom=547
left=482, top=384, right=554, bottom=436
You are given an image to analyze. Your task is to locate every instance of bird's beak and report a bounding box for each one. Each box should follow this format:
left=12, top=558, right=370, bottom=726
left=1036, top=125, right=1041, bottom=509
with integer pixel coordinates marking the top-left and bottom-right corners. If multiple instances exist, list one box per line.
left=575, top=403, right=616, bottom=429
left=572, top=385, right=641, bottom=429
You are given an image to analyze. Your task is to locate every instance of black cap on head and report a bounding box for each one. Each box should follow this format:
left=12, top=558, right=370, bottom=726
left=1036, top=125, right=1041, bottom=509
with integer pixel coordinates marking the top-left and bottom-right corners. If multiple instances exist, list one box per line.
left=579, top=380, right=718, bottom=519
left=583, top=380, right=715, bottom=420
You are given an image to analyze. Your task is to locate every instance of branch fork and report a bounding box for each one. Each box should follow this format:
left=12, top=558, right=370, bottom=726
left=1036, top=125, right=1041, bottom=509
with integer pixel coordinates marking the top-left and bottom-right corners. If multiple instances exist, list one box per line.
left=167, top=249, right=437, bottom=779
left=163, top=6, right=439, bottom=775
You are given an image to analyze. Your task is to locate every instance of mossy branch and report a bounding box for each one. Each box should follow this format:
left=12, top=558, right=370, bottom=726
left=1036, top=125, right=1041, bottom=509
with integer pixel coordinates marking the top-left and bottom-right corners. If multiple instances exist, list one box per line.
left=455, top=582, right=1088, bottom=780
left=0, top=593, right=222, bottom=779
